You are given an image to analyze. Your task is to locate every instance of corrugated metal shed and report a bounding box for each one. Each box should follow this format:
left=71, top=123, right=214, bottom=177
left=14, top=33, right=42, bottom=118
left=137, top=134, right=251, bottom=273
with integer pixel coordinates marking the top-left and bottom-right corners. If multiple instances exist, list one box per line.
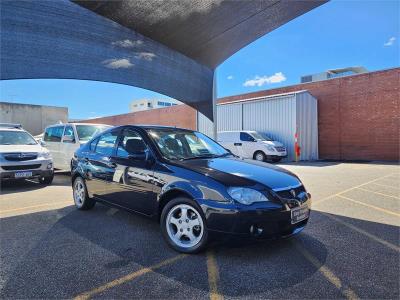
left=197, top=90, right=318, bottom=161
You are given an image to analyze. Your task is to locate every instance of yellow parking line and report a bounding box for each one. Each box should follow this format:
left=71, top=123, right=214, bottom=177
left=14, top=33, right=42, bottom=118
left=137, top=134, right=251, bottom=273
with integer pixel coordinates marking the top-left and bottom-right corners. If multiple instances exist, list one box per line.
left=323, top=213, right=400, bottom=252
left=74, top=254, right=186, bottom=300
left=357, top=187, right=400, bottom=200
left=206, top=250, right=223, bottom=300
left=0, top=201, right=72, bottom=214
left=313, top=173, right=397, bottom=206
left=337, top=194, right=400, bottom=217
left=294, top=242, right=358, bottom=300
left=371, top=182, right=400, bottom=190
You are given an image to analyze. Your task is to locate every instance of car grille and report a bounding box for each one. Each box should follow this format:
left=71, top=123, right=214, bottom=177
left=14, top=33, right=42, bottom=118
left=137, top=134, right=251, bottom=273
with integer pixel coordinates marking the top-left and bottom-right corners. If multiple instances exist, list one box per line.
left=276, top=185, right=306, bottom=199
left=275, top=185, right=308, bottom=208
left=3, top=152, right=38, bottom=161
left=275, top=146, right=286, bottom=152
left=2, top=164, right=41, bottom=171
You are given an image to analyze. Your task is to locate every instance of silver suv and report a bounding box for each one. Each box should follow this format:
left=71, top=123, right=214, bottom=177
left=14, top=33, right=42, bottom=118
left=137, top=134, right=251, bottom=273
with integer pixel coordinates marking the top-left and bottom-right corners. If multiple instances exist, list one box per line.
left=0, top=124, right=54, bottom=184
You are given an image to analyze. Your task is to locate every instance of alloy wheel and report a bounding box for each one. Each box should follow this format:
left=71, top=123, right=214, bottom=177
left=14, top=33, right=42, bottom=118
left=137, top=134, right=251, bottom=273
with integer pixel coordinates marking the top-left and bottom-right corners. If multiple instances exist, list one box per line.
left=166, top=204, right=204, bottom=248
left=73, top=178, right=85, bottom=208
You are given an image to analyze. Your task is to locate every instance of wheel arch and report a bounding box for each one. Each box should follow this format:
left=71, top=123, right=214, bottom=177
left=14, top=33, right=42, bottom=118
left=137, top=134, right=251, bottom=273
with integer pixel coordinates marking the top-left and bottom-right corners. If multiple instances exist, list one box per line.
left=157, top=188, right=195, bottom=222
left=253, top=150, right=266, bottom=160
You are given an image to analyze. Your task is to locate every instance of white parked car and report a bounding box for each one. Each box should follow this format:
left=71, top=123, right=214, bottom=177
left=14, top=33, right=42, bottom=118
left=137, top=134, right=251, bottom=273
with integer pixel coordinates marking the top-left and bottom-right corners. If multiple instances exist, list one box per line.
left=217, top=131, right=287, bottom=163
left=0, top=123, right=54, bottom=184
left=42, top=123, right=112, bottom=170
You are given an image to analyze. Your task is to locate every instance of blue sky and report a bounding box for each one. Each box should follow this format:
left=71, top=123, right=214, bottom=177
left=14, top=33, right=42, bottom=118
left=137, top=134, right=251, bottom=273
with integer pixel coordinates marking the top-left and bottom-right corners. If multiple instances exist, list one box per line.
left=1, top=0, right=398, bottom=119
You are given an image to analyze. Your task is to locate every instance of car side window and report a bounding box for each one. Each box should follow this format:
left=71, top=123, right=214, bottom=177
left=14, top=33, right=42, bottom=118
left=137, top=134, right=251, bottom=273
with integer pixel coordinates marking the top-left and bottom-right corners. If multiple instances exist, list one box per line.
left=117, top=130, right=148, bottom=158
left=62, top=125, right=75, bottom=143
left=44, top=126, right=64, bottom=142
left=240, top=132, right=255, bottom=142
left=95, top=132, right=118, bottom=156
left=89, top=137, right=99, bottom=152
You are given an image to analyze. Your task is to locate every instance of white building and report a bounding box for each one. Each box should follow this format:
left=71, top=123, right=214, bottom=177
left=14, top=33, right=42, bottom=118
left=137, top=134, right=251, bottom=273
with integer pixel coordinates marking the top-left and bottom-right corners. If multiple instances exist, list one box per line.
left=129, top=99, right=180, bottom=112
left=301, top=66, right=368, bottom=83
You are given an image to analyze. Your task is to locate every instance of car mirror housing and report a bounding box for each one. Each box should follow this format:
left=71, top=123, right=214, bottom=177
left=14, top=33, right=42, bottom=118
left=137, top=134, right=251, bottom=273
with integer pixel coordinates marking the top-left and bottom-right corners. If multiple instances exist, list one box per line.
left=128, top=152, right=147, bottom=161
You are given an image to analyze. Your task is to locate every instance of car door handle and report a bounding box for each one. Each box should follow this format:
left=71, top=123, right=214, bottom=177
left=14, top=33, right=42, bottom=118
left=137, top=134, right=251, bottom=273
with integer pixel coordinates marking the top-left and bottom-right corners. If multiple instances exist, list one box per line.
left=234, top=143, right=242, bottom=146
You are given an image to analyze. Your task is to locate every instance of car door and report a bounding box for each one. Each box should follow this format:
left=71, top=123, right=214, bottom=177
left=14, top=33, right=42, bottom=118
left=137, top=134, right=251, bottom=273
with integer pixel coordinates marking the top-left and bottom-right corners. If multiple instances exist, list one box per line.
left=238, top=132, right=256, bottom=158
left=104, top=128, right=156, bottom=215
left=85, top=130, right=119, bottom=199
left=218, top=132, right=237, bottom=155
left=43, top=125, right=64, bottom=169
left=60, top=125, right=78, bottom=170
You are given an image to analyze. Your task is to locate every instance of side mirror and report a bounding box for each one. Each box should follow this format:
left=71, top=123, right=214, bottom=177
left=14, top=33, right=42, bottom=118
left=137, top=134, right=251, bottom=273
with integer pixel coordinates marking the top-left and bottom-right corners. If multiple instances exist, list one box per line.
left=40, top=140, right=47, bottom=147
left=63, top=135, right=75, bottom=143
left=128, top=152, right=147, bottom=161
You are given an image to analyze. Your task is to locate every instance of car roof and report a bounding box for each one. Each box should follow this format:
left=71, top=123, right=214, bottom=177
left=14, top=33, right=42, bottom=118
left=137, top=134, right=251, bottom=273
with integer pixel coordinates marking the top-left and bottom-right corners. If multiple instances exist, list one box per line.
left=115, top=125, right=194, bottom=132
left=46, top=123, right=112, bottom=128
left=0, top=127, right=25, bottom=132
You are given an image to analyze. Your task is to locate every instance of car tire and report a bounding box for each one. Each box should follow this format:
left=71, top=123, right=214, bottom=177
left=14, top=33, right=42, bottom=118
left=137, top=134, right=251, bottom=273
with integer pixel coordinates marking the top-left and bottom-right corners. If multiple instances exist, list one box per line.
left=254, top=151, right=266, bottom=162
left=38, top=174, right=54, bottom=185
left=72, top=176, right=95, bottom=210
left=160, top=197, right=208, bottom=254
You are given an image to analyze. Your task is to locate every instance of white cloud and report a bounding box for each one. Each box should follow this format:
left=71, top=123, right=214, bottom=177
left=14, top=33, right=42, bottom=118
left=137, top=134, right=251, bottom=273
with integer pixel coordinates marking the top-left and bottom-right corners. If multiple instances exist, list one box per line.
left=135, top=52, right=156, bottom=61
left=384, top=37, right=396, bottom=46
left=243, top=72, right=286, bottom=87
left=227, top=75, right=234, bottom=80
left=102, top=58, right=134, bottom=69
left=112, top=39, right=144, bottom=48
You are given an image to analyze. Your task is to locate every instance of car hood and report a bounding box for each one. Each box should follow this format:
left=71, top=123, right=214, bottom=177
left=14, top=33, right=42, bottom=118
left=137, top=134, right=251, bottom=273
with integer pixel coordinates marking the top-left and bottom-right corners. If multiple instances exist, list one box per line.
left=261, top=140, right=284, bottom=147
left=0, top=144, right=42, bottom=153
left=174, top=156, right=301, bottom=190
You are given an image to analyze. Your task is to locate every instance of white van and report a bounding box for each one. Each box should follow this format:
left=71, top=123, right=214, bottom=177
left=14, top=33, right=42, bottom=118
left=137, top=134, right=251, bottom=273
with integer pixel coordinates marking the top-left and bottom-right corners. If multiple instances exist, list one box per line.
left=217, top=131, right=287, bottom=163
left=42, top=123, right=112, bottom=170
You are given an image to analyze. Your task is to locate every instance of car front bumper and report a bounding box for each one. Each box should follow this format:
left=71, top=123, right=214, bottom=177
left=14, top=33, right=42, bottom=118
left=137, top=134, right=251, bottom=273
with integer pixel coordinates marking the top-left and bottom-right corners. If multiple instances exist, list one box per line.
left=199, top=198, right=311, bottom=239
left=0, top=159, right=54, bottom=180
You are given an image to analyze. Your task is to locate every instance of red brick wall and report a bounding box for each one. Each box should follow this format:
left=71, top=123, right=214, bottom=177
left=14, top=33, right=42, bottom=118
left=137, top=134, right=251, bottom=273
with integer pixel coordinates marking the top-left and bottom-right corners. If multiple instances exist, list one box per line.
left=79, top=104, right=197, bottom=130
left=219, top=68, right=400, bottom=161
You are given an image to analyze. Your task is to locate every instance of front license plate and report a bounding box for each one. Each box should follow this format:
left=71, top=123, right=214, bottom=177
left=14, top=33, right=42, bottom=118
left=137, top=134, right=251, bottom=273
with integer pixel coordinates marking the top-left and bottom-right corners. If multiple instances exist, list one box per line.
left=291, top=205, right=309, bottom=224
left=15, top=171, right=32, bottom=178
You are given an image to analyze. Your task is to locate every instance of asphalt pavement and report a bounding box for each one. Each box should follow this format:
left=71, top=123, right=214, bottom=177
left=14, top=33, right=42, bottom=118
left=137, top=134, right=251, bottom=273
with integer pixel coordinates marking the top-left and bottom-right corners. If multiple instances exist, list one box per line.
left=0, top=162, right=399, bottom=299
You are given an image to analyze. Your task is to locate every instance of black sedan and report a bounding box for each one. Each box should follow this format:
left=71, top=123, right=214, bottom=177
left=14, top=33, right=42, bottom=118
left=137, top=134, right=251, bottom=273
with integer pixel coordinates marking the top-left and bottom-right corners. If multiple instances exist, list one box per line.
left=71, top=125, right=311, bottom=253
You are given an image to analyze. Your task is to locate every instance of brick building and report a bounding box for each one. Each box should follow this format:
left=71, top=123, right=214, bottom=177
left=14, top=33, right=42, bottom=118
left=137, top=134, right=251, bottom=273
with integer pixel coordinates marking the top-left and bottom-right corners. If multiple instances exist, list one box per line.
left=82, top=68, right=399, bottom=161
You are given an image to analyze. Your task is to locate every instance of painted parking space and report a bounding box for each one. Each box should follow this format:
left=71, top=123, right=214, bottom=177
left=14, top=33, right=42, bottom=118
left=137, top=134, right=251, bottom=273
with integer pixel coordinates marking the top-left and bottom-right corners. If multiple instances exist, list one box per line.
left=0, top=163, right=399, bottom=299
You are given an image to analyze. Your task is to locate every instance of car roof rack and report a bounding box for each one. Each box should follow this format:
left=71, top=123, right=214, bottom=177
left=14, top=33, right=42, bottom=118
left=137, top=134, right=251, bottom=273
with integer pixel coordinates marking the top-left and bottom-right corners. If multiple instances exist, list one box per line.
left=0, top=123, right=23, bottom=129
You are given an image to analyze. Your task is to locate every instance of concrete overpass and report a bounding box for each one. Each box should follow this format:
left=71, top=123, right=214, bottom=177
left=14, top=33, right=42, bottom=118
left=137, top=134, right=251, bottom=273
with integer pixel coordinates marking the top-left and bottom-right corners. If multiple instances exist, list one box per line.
left=0, top=0, right=327, bottom=121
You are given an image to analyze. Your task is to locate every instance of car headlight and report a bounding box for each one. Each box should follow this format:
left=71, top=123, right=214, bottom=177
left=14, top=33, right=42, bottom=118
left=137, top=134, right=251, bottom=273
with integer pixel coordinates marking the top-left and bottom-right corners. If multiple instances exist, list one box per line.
left=227, top=187, right=269, bottom=205
left=38, top=151, right=51, bottom=159
left=265, top=145, right=275, bottom=152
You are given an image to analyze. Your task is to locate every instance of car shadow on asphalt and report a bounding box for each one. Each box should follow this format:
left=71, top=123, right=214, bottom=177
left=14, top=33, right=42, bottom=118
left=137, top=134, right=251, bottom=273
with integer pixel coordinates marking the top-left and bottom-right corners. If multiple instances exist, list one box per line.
left=0, top=174, right=70, bottom=195
left=1, top=204, right=399, bottom=298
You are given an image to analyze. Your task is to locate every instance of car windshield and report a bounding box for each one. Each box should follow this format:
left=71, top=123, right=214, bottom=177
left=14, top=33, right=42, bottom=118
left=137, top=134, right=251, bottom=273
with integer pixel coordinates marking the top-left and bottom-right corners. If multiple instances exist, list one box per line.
left=76, top=125, right=112, bottom=141
left=0, top=130, right=37, bottom=145
left=251, top=132, right=273, bottom=141
left=148, top=129, right=230, bottom=160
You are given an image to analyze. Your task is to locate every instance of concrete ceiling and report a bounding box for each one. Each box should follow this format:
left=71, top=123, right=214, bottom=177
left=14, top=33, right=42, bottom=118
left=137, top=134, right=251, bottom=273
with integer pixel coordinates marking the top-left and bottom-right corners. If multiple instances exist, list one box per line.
left=73, top=0, right=327, bottom=68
